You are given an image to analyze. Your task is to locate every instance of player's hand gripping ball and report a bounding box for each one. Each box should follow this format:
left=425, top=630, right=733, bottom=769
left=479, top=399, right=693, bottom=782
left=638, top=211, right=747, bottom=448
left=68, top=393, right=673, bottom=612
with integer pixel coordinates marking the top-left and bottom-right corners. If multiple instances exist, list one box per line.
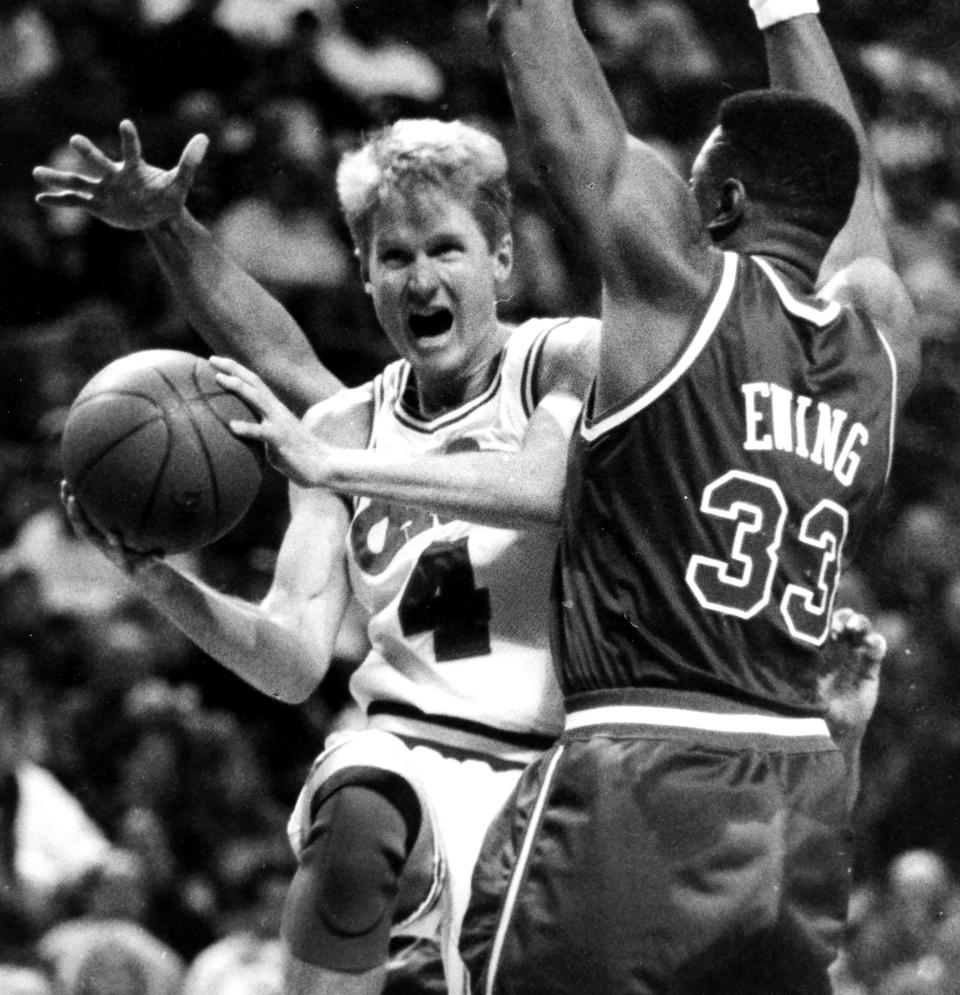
left=61, top=350, right=263, bottom=554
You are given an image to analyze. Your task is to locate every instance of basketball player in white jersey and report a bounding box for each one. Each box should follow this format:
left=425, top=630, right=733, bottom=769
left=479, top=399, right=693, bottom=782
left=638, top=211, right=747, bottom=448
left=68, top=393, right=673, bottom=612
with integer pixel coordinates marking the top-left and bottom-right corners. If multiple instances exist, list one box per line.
left=54, top=117, right=598, bottom=995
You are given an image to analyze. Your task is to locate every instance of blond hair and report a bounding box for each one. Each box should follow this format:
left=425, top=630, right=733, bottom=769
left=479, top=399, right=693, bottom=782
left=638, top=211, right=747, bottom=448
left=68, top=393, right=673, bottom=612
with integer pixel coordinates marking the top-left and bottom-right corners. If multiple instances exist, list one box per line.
left=336, top=118, right=512, bottom=256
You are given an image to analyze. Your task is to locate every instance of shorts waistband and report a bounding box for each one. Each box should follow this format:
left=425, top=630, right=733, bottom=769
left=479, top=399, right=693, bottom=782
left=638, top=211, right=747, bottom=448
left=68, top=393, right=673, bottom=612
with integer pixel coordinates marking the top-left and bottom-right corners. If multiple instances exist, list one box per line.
left=563, top=688, right=832, bottom=743
left=564, top=705, right=830, bottom=738
left=367, top=702, right=556, bottom=767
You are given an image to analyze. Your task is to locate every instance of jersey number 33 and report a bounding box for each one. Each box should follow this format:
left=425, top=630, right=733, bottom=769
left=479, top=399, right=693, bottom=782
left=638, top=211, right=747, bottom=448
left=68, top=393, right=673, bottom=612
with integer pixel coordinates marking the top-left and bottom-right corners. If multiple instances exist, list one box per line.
left=685, top=470, right=848, bottom=646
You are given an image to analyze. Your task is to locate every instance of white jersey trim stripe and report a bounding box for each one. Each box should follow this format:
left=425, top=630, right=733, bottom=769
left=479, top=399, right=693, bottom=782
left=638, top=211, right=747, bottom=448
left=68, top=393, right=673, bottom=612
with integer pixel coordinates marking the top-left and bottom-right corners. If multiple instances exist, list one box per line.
left=581, top=251, right=738, bottom=443
left=392, top=356, right=505, bottom=433
left=752, top=255, right=842, bottom=326
left=874, top=325, right=899, bottom=485
left=565, top=704, right=830, bottom=738
left=484, top=744, right=566, bottom=995
left=521, top=318, right=570, bottom=417
left=368, top=373, right=385, bottom=450
left=755, top=252, right=898, bottom=483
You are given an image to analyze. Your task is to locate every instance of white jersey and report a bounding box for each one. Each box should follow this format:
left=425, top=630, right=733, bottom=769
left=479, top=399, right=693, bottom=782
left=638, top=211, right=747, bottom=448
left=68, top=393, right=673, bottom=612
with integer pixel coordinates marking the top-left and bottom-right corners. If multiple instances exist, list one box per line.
left=346, top=318, right=583, bottom=762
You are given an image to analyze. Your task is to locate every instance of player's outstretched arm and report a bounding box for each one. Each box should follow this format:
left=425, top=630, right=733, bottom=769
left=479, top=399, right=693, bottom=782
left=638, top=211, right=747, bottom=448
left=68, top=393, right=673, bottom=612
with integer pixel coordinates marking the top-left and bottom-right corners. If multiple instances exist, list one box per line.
left=756, top=5, right=920, bottom=397
left=488, top=2, right=701, bottom=269
left=61, top=478, right=351, bottom=703
left=285, top=390, right=576, bottom=529
left=213, top=320, right=599, bottom=529
left=34, top=120, right=342, bottom=415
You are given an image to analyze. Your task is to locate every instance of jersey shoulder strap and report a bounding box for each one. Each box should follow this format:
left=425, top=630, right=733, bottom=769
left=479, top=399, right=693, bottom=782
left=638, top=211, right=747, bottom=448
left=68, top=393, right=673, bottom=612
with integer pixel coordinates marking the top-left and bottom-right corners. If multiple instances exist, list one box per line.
left=502, top=316, right=586, bottom=418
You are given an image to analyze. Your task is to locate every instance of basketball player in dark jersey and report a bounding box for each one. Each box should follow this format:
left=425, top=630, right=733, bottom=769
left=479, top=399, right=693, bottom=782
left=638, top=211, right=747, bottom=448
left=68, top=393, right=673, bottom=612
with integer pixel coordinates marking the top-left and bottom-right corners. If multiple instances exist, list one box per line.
left=445, top=2, right=921, bottom=993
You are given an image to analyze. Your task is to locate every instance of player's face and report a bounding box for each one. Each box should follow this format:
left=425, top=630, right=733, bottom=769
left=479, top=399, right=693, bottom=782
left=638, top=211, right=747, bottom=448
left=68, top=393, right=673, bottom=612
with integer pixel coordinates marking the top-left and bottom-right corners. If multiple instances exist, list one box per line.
left=364, top=189, right=512, bottom=393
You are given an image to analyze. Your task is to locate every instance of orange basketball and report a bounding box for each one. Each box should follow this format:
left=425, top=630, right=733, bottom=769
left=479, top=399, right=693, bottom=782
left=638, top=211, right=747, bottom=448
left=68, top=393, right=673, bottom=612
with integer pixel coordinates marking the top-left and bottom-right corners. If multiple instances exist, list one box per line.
left=61, top=350, right=263, bottom=554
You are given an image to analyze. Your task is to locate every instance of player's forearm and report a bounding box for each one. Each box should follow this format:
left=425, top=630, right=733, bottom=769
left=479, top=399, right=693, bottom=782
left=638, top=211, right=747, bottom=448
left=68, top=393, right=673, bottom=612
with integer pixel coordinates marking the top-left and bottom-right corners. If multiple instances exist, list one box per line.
left=127, top=559, right=328, bottom=702
left=145, top=210, right=343, bottom=414
left=324, top=448, right=564, bottom=530
left=487, top=0, right=626, bottom=232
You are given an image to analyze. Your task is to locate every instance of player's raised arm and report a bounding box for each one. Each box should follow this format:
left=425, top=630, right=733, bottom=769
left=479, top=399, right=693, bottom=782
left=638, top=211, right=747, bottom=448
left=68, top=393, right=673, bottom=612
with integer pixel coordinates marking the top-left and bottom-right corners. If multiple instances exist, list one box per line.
left=487, top=0, right=716, bottom=420
left=486, top=0, right=623, bottom=246
left=146, top=211, right=343, bottom=414
left=755, top=5, right=920, bottom=398
left=486, top=0, right=708, bottom=296
left=33, top=120, right=342, bottom=415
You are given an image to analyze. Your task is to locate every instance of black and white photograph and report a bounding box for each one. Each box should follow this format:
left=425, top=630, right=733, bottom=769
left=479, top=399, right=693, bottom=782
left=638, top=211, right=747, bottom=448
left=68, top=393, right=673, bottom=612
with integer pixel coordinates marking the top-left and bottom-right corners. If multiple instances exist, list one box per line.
left=2, top=1, right=958, bottom=992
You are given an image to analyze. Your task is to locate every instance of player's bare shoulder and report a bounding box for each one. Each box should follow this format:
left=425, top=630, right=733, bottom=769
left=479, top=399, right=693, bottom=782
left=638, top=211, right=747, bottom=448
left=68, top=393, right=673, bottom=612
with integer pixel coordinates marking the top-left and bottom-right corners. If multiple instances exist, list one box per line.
left=534, top=316, right=601, bottom=402
left=605, top=138, right=714, bottom=291
left=819, top=257, right=921, bottom=403
left=303, top=382, right=375, bottom=450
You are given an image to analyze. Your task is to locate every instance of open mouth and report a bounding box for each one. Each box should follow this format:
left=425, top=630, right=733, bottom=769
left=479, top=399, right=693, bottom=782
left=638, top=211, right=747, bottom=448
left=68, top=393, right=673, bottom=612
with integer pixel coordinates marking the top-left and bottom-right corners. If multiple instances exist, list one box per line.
left=409, top=309, right=454, bottom=338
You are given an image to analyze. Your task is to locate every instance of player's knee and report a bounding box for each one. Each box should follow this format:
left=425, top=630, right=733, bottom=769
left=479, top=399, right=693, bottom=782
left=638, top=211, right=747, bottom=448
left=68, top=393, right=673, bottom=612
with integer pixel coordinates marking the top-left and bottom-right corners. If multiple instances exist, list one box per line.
left=283, top=779, right=422, bottom=971
left=307, top=784, right=415, bottom=934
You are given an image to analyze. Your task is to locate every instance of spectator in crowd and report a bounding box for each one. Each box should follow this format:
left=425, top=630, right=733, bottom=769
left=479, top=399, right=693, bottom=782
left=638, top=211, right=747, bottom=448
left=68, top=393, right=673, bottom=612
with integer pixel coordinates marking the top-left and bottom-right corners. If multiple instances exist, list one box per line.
left=0, top=680, right=112, bottom=960
left=38, top=848, right=185, bottom=995
left=0, top=965, right=55, bottom=995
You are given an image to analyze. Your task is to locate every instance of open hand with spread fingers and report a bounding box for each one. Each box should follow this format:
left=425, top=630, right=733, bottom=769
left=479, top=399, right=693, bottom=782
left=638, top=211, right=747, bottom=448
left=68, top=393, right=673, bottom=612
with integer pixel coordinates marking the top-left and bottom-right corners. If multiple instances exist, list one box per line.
left=818, top=606, right=887, bottom=746
left=33, top=119, right=209, bottom=231
left=210, top=356, right=331, bottom=488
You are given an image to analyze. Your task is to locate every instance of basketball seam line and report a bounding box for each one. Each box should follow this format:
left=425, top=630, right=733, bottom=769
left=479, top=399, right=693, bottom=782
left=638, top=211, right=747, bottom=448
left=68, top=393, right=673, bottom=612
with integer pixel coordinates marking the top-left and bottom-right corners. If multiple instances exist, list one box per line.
left=68, top=388, right=167, bottom=410
left=70, top=416, right=163, bottom=496
left=179, top=360, right=222, bottom=546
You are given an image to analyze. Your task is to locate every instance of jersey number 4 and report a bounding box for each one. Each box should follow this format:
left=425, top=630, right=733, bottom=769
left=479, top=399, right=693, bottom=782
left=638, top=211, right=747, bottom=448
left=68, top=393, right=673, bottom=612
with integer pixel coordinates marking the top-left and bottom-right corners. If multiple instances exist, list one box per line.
left=685, top=470, right=849, bottom=646
left=400, top=538, right=492, bottom=661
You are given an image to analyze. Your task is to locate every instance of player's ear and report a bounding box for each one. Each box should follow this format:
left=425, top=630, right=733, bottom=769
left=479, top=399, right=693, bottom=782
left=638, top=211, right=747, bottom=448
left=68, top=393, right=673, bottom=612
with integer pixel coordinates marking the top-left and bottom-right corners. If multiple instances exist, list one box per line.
left=355, top=248, right=373, bottom=294
left=707, top=179, right=746, bottom=237
left=492, top=232, right=513, bottom=287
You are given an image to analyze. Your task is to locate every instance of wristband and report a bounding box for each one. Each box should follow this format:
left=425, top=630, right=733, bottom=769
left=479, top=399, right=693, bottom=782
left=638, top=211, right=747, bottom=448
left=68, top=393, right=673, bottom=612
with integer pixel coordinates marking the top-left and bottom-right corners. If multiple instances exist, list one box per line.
left=748, top=0, right=819, bottom=30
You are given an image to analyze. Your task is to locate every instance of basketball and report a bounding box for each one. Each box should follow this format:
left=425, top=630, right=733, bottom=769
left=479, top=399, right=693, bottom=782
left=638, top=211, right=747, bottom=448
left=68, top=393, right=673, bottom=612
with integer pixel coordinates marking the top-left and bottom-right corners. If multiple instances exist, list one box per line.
left=61, top=350, right=264, bottom=554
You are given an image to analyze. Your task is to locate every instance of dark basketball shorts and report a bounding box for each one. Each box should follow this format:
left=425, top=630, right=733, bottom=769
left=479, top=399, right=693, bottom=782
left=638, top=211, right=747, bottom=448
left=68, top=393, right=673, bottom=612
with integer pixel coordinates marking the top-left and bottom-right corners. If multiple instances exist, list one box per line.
left=461, top=694, right=852, bottom=995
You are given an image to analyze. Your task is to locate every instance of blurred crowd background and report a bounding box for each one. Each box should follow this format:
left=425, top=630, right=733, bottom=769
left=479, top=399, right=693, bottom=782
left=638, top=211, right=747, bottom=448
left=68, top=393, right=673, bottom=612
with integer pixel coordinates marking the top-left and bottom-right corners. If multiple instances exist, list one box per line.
left=2, top=0, right=960, bottom=992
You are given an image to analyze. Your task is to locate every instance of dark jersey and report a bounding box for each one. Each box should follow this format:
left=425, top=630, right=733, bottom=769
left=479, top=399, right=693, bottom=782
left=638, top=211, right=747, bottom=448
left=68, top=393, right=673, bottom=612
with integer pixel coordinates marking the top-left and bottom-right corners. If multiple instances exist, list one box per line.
left=551, top=251, right=900, bottom=715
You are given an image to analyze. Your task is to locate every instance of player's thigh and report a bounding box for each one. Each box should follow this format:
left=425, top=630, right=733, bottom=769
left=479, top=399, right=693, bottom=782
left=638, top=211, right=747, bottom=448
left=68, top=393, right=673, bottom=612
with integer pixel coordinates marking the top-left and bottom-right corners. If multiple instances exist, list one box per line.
left=409, top=746, right=525, bottom=925
left=777, top=746, right=852, bottom=980
left=404, top=745, right=527, bottom=995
